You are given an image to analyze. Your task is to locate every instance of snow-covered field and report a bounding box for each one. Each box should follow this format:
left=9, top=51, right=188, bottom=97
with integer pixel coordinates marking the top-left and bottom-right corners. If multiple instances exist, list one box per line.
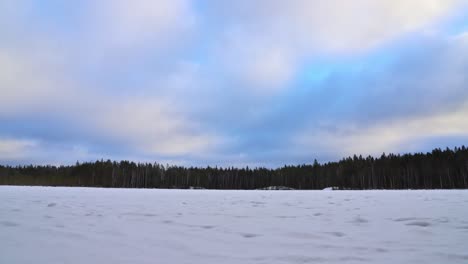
left=1, top=187, right=468, bottom=264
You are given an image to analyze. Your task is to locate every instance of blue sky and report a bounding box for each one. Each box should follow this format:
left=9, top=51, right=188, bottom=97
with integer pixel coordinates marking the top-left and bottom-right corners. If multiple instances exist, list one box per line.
left=1, top=0, right=468, bottom=167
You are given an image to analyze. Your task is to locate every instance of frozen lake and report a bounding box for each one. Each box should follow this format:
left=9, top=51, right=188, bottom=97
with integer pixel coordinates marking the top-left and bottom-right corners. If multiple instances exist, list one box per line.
left=1, top=187, right=467, bottom=264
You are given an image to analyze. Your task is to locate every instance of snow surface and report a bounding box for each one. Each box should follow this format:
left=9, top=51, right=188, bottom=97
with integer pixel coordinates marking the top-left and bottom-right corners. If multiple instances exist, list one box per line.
left=1, top=187, right=468, bottom=264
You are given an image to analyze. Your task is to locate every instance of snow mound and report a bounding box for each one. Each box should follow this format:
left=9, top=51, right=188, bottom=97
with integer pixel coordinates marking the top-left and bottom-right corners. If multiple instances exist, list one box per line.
left=256, top=186, right=295, bottom=190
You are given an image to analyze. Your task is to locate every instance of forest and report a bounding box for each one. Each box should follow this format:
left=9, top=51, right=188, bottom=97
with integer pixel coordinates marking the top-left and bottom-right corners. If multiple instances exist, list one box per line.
left=1, top=146, right=467, bottom=189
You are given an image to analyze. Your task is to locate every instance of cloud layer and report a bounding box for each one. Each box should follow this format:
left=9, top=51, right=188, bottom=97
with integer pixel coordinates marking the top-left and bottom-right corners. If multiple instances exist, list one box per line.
left=1, top=1, right=467, bottom=166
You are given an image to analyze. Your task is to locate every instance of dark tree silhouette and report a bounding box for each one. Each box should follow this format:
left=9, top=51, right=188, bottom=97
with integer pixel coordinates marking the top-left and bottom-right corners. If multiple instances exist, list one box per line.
left=1, top=146, right=467, bottom=189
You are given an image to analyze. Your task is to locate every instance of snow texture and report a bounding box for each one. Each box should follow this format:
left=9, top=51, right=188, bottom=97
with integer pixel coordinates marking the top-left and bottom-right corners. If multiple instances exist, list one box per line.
left=1, top=186, right=468, bottom=264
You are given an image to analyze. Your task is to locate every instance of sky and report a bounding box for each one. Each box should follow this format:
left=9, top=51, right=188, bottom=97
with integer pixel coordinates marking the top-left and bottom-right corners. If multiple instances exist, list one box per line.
left=1, top=0, right=468, bottom=167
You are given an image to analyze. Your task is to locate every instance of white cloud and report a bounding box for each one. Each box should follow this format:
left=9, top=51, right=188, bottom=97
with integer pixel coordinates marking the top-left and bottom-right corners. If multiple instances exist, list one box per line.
left=93, top=97, right=218, bottom=156
left=212, top=0, right=464, bottom=90
left=0, top=1, right=467, bottom=165
left=0, top=0, right=199, bottom=112
left=0, top=138, right=114, bottom=165
left=217, top=30, right=295, bottom=90
left=217, top=0, right=463, bottom=52
left=0, top=41, right=216, bottom=160
left=0, top=1, right=215, bottom=159
left=303, top=0, right=461, bottom=52
left=0, top=138, right=37, bottom=161
left=298, top=102, right=468, bottom=158
left=294, top=30, right=468, bottom=159
left=86, top=0, right=196, bottom=52
left=0, top=47, right=72, bottom=116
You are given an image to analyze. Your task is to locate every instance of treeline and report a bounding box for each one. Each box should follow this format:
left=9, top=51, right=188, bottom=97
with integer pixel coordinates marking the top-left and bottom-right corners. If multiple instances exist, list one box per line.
left=1, top=146, right=468, bottom=189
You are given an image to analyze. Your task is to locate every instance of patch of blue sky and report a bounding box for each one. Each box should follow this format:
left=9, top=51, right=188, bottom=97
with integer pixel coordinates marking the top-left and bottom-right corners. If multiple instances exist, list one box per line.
left=297, top=48, right=398, bottom=91
left=29, top=1, right=86, bottom=34
left=444, top=4, right=468, bottom=35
